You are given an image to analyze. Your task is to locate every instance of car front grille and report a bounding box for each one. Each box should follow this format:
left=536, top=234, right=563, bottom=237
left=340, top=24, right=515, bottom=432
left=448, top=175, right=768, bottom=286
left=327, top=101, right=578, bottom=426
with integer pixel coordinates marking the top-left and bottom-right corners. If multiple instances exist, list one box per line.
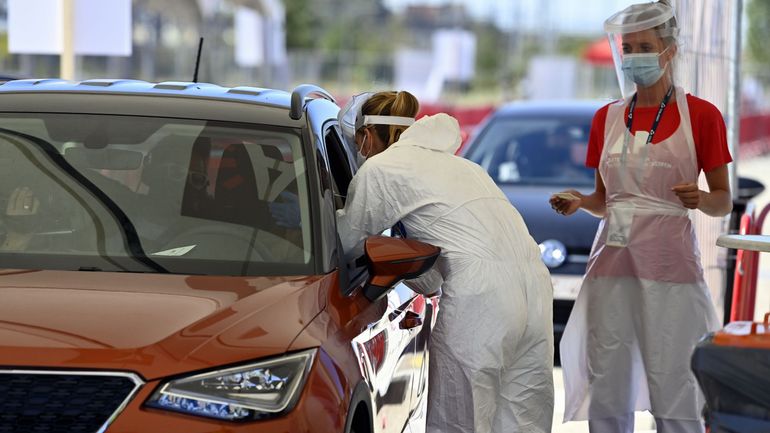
left=0, top=370, right=143, bottom=433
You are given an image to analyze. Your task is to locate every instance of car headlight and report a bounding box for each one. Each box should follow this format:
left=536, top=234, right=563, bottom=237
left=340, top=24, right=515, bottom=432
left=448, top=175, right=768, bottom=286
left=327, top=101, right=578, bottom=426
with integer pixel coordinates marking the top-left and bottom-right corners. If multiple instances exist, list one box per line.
left=146, top=349, right=316, bottom=421
left=539, top=239, right=567, bottom=268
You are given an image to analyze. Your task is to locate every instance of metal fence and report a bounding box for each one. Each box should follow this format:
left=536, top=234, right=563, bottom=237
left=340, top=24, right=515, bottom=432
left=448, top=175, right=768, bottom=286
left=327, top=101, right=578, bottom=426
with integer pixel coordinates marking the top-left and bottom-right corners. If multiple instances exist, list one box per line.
left=674, top=0, right=743, bottom=322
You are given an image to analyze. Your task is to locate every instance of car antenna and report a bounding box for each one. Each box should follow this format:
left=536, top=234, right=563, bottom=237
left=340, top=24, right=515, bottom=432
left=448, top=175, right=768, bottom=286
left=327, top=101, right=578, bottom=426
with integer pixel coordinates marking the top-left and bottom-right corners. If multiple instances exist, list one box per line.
left=192, top=37, right=204, bottom=83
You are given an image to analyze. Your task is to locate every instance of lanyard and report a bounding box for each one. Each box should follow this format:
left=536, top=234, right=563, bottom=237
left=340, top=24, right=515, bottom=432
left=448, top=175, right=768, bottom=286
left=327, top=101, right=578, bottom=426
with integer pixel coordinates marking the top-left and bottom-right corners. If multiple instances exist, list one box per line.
left=619, top=85, right=675, bottom=186
left=626, top=85, right=674, bottom=145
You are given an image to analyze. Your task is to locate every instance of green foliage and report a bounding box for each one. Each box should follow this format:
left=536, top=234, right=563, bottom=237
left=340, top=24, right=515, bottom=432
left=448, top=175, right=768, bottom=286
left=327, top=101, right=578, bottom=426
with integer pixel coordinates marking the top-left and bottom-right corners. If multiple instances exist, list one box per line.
left=747, top=0, right=770, bottom=71
left=283, top=0, right=318, bottom=49
left=557, top=36, right=594, bottom=58
left=472, top=22, right=505, bottom=90
left=0, top=33, right=8, bottom=57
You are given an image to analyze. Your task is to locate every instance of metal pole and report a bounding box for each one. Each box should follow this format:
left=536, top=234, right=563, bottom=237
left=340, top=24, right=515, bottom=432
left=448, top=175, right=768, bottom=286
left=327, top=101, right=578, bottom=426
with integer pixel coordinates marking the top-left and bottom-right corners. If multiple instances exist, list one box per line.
left=727, top=0, right=743, bottom=195
left=60, top=0, right=75, bottom=80
left=722, top=0, right=745, bottom=324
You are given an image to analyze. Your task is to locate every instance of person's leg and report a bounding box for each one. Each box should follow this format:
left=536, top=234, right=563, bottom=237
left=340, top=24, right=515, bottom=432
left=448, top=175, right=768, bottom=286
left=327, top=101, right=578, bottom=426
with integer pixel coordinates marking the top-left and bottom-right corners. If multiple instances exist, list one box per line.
left=654, top=417, right=706, bottom=433
left=425, top=341, right=476, bottom=433
left=588, top=412, right=635, bottom=433
left=638, top=281, right=717, bottom=422
left=493, top=315, right=554, bottom=433
left=468, top=368, right=499, bottom=433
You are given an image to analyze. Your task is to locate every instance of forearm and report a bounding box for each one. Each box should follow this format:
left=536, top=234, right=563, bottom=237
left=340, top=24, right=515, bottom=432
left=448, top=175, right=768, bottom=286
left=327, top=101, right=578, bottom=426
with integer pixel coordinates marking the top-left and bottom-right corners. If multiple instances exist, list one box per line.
left=579, top=191, right=607, bottom=218
left=404, top=267, right=443, bottom=296
left=698, top=189, right=732, bottom=217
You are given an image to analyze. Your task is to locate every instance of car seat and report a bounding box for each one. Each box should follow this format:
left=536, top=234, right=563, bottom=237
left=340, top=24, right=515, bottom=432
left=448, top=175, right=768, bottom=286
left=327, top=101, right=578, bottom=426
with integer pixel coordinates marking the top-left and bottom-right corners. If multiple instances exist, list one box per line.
left=213, top=142, right=271, bottom=228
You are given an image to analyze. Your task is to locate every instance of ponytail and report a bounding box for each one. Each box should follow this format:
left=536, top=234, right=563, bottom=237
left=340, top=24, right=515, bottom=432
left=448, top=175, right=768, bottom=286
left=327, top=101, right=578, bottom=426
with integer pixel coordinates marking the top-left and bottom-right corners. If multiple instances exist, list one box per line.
left=361, top=91, right=420, bottom=148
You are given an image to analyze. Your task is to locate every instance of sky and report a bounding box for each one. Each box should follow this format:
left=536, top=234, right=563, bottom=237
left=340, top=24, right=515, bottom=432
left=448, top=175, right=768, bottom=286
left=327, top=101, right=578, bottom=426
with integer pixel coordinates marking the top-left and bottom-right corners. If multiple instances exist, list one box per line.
left=383, top=0, right=641, bottom=34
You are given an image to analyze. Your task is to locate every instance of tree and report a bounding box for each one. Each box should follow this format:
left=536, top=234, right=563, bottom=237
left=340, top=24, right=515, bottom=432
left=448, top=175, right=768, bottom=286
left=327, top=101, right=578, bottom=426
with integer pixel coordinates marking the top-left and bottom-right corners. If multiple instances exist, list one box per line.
left=472, top=21, right=506, bottom=90
left=746, top=0, right=770, bottom=83
left=283, top=0, right=319, bottom=49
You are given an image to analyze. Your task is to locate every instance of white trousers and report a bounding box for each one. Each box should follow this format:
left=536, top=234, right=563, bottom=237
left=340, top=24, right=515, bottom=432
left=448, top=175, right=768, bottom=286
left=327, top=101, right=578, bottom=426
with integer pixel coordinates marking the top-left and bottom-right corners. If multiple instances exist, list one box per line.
left=588, top=413, right=706, bottom=433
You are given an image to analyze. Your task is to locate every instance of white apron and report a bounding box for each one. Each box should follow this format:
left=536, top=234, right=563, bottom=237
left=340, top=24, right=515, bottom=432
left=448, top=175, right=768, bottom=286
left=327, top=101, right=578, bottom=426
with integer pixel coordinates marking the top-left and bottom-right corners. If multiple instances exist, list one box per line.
left=560, top=87, right=720, bottom=422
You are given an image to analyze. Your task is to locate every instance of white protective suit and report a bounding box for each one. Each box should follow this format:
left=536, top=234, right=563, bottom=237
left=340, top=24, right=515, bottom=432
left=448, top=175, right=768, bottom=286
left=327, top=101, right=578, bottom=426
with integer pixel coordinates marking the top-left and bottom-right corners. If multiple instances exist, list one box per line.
left=560, top=87, right=720, bottom=433
left=337, top=113, right=554, bottom=433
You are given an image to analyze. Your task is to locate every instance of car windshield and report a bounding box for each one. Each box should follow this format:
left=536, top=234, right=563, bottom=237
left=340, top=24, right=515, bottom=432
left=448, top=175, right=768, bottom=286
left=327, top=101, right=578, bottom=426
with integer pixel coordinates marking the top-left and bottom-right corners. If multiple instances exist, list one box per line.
left=467, top=115, right=595, bottom=186
left=0, top=113, right=313, bottom=276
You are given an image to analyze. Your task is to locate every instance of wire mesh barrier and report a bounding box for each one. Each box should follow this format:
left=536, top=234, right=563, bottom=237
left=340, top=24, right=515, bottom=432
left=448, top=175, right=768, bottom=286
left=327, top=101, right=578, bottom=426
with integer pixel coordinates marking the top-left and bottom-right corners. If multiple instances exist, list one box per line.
left=672, top=0, right=743, bottom=322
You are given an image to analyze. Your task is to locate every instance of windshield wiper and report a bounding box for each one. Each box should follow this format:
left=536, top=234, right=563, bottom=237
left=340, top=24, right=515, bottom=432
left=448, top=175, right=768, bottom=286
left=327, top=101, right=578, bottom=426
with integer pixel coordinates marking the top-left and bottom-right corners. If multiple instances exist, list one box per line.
left=0, top=128, right=169, bottom=273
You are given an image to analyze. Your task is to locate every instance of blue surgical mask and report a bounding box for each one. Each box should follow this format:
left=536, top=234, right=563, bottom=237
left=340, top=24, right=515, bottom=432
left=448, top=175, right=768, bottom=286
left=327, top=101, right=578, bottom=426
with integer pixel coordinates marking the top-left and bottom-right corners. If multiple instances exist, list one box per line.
left=622, top=47, right=670, bottom=87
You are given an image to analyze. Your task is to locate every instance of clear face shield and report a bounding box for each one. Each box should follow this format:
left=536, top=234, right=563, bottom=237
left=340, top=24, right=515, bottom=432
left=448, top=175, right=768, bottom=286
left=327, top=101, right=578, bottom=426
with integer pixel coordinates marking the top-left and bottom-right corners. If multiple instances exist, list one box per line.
left=337, top=92, right=415, bottom=165
left=604, top=2, right=679, bottom=99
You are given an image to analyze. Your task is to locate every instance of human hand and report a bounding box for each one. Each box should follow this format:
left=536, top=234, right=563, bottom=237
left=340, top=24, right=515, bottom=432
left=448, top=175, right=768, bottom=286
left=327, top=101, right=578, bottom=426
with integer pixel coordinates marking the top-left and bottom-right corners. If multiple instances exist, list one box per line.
left=6, top=187, right=39, bottom=216
left=671, top=183, right=701, bottom=210
left=549, top=190, right=583, bottom=216
left=269, top=191, right=301, bottom=228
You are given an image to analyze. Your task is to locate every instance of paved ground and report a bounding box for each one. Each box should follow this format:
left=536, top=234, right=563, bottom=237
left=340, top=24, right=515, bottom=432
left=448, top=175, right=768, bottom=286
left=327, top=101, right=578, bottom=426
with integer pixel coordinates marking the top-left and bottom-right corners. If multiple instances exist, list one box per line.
left=551, top=368, right=656, bottom=433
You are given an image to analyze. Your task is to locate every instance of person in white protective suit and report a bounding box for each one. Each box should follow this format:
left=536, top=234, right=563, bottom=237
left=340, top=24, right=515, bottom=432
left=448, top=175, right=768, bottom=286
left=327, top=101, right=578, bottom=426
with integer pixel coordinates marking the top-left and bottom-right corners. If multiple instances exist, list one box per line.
left=336, top=90, right=555, bottom=433
left=550, top=1, right=733, bottom=432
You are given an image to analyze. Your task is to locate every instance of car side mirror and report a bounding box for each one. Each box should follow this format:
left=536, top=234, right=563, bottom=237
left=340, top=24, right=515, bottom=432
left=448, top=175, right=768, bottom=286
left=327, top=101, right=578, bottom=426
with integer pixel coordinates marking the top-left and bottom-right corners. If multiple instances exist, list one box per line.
left=362, top=235, right=440, bottom=302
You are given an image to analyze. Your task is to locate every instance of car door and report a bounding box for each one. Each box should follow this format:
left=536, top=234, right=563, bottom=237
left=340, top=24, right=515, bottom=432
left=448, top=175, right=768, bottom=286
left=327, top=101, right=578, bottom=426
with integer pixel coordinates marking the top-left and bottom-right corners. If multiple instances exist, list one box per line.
left=322, top=125, right=426, bottom=432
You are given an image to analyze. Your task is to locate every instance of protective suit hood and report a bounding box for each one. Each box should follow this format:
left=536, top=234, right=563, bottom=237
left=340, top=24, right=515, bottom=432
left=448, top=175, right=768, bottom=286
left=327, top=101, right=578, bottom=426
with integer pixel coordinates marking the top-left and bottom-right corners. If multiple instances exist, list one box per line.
left=393, top=113, right=462, bottom=154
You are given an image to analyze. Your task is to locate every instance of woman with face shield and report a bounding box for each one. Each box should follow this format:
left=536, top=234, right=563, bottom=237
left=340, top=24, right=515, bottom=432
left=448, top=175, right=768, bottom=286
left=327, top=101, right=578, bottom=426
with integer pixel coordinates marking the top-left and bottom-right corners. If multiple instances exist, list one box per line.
left=337, top=91, right=555, bottom=433
left=549, top=1, right=733, bottom=432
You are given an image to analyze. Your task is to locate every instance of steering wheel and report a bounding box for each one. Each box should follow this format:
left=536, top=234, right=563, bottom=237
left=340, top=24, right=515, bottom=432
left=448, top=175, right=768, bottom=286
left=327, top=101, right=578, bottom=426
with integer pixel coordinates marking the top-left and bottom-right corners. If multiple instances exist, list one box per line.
left=162, top=224, right=276, bottom=262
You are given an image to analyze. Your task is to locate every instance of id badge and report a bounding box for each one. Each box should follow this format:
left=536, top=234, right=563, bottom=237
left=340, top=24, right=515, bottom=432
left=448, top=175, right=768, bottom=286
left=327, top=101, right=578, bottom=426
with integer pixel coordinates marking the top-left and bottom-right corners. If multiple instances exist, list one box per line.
left=606, top=204, right=635, bottom=248
left=632, top=131, right=649, bottom=155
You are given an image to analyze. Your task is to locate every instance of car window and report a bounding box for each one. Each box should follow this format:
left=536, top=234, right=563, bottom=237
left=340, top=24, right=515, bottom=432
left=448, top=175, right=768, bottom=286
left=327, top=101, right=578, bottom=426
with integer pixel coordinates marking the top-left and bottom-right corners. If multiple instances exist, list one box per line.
left=0, top=113, right=313, bottom=276
left=467, top=115, right=595, bottom=186
left=323, top=127, right=353, bottom=209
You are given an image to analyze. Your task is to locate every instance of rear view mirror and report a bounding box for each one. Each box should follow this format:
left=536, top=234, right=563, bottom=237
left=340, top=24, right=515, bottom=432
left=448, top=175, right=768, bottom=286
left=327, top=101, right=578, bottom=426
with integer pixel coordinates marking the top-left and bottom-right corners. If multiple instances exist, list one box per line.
left=362, top=235, right=441, bottom=302
left=64, top=148, right=143, bottom=170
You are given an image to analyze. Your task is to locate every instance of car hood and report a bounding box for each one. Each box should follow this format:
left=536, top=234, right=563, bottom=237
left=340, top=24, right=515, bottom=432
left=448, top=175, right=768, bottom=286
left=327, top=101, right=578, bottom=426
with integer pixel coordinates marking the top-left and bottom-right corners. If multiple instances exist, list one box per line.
left=0, top=269, right=330, bottom=380
left=499, top=184, right=601, bottom=249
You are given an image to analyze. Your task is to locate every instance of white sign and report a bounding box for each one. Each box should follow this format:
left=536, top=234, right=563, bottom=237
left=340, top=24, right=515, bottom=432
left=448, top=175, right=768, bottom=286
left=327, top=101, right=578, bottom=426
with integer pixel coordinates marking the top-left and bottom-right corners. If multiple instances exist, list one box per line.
left=8, top=0, right=62, bottom=55
left=394, top=48, right=443, bottom=103
left=8, top=0, right=132, bottom=56
left=525, top=56, right=577, bottom=100
left=74, top=0, right=132, bottom=56
left=262, top=0, right=287, bottom=65
left=432, top=29, right=477, bottom=82
left=234, top=7, right=264, bottom=67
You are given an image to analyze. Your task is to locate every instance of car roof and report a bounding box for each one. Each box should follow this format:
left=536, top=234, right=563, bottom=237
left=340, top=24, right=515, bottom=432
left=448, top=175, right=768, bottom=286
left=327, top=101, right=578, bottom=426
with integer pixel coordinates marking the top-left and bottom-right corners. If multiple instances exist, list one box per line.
left=0, top=79, right=314, bottom=126
left=0, top=78, right=292, bottom=106
left=493, top=99, right=611, bottom=118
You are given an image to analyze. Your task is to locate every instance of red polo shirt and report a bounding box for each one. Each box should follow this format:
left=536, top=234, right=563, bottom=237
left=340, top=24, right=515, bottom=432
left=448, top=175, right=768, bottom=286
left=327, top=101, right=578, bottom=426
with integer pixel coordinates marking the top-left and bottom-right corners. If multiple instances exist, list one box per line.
left=586, top=94, right=733, bottom=173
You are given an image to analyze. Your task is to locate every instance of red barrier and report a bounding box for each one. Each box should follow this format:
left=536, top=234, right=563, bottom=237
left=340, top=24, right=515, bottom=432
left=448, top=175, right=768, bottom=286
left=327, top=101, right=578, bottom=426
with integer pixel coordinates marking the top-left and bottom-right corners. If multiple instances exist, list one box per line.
left=337, top=95, right=770, bottom=157
left=731, top=202, right=770, bottom=322
left=739, top=113, right=770, bottom=158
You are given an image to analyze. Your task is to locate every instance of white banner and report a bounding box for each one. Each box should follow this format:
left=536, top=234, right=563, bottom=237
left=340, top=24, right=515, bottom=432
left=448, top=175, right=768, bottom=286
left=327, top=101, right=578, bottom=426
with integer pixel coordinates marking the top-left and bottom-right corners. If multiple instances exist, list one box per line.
left=8, top=0, right=132, bottom=56
left=74, top=0, right=132, bottom=56
left=234, top=7, right=264, bottom=67
left=8, top=0, right=62, bottom=55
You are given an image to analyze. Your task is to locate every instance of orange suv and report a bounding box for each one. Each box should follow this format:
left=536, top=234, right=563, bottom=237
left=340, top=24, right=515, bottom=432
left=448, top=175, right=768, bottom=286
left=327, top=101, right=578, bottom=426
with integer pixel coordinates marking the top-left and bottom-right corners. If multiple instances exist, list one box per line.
left=0, top=80, right=440, bottom=433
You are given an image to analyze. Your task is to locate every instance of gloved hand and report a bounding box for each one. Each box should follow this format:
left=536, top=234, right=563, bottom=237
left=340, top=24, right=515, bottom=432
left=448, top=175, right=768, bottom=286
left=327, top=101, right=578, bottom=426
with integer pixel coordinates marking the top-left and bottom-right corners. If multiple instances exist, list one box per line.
left=6, top=187, right=39, bottom=216
left=269, top=191, right=301, bottom=228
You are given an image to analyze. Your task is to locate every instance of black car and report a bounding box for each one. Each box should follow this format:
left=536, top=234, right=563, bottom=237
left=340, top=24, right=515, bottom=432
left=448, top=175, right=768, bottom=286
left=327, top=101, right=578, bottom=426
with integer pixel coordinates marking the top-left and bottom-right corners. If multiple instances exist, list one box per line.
left=462, top=99, right=605, bottom=361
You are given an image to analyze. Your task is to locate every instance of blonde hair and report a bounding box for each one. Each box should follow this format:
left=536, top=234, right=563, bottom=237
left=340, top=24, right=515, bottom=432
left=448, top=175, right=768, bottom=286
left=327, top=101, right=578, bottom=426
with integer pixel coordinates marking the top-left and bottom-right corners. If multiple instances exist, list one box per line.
left=361, top=91, right=420, bottom=148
